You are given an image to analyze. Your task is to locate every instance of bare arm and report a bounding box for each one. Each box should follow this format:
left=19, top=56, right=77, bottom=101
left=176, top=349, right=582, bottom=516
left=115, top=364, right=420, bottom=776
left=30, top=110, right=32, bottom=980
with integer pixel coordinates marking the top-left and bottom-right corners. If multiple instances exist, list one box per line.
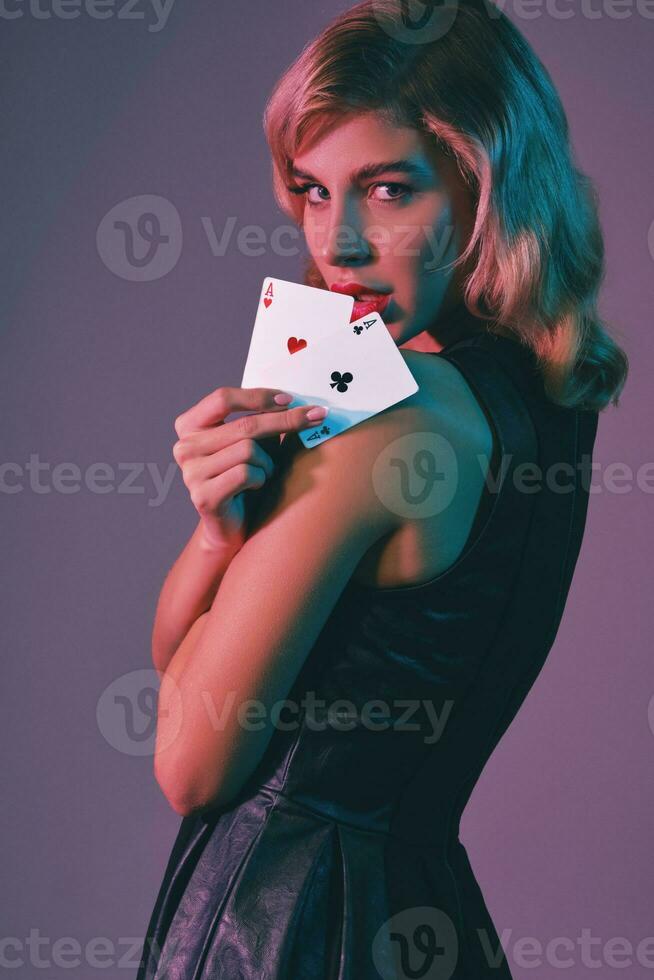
left=151, top=519, right=242, bottom=675
left=150, top=385, right=327, bottom=675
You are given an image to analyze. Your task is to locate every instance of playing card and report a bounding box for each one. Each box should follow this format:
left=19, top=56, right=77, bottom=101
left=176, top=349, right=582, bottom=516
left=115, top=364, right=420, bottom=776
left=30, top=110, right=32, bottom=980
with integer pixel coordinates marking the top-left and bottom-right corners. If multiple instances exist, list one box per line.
left=241, top=276, right=355, bottom=388
left=246, top=311, right=419, bottom=449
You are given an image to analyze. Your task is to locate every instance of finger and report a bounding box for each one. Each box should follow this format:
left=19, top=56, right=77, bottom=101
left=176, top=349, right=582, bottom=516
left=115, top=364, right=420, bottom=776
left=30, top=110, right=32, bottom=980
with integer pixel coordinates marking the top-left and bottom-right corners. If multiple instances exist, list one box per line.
left=183, top=439, right=275, bottom=486
left=174, top=386, right=294, bottom=438
left=236, top=403, right=328, bottom=443
left=176, top=402, right=327, bottom=457
left=199, top=463, right=269, bottom=513
left=173, top=423, right=281, bottom=463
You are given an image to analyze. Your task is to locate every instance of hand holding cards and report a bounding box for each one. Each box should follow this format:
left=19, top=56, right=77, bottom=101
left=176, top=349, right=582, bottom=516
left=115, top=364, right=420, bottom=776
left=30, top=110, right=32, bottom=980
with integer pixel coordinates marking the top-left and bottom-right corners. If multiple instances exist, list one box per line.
left=241, top=277, right=419, bottom=449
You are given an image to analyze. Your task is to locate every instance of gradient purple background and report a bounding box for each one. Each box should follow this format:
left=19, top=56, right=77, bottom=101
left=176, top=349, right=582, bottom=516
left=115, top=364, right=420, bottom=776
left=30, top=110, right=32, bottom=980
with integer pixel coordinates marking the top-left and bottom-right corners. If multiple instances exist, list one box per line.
left=1, top=3, right=652, bottom=978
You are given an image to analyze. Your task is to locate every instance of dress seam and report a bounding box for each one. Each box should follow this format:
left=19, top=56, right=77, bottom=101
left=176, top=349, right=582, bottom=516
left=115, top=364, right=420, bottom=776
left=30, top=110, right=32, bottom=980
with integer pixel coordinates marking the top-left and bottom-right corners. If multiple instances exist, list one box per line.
left=257, top=784, right=456, bottom=850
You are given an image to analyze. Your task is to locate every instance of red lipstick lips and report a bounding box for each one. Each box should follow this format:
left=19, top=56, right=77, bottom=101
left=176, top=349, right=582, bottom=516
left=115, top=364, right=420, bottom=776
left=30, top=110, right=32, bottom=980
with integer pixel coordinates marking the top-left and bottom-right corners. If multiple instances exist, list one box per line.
left=329, top=282, right=393, bottom=322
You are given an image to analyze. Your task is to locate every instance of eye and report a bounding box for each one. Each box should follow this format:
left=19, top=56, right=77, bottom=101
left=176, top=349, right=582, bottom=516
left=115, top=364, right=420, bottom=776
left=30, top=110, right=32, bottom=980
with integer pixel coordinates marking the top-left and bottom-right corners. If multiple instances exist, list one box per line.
left=286, top=181, right=413, bottom=206
left=287, top=182, right=330, bottom=206
left=305, top=183, right=330, bottom=205
left=369, top=182, right=412, bottom=203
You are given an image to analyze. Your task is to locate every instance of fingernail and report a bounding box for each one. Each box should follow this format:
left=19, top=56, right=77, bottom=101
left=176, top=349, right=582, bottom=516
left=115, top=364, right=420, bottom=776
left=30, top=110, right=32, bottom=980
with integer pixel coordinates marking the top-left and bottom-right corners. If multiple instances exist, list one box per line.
left=306, top=405, right=329, bottom=421
left=274, top=392, right=293, bottom=405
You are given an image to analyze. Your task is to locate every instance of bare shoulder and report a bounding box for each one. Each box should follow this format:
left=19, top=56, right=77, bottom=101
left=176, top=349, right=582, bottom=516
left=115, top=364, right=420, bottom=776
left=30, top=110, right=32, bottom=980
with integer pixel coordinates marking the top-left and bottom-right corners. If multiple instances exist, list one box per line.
left=271, top=350, right=492, bottom=541
left=274, top=385, right=437, bottom=536
left=345, top=348, right=498, bottom=588
left=259, top=349, right=499, bottom=590
left=398, top=348, right=494, bottom=453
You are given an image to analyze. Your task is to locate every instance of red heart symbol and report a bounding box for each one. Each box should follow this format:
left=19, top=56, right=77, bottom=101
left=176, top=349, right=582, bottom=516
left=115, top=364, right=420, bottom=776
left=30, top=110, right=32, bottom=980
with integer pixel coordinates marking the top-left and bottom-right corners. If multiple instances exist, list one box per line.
left=287, top=337, right=307, bottom=355
left=263, top=297, right=272, bottom=309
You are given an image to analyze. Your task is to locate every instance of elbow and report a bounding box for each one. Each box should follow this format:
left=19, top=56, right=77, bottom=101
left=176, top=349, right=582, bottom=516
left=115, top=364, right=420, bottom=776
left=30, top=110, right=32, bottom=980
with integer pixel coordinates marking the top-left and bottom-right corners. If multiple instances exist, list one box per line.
left=154, top=757, right=229, bottom=817
left=156, top=770, right=204, bottom=817
left=161, top=786, right=230, bottom=818
left=163, top=792, right=196, bottom=818
left=154, top=758, right=199, bottom=817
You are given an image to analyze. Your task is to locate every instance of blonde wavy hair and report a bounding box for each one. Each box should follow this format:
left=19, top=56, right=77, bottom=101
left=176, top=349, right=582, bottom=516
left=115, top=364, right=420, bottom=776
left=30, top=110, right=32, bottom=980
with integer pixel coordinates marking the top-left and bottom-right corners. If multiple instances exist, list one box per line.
left=263, top=0, right=628, bottom=412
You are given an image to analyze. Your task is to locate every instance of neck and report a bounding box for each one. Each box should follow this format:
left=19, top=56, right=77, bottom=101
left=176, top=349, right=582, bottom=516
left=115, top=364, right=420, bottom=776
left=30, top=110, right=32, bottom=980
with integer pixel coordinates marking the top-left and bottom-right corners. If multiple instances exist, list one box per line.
left=402, top=303, right=495, bottom=354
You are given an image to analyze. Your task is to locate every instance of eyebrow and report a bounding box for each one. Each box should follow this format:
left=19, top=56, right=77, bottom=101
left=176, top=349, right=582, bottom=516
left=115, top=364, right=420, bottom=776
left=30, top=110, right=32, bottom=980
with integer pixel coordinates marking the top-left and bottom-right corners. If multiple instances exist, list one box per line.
left=290, top=159, right=432, bottom=183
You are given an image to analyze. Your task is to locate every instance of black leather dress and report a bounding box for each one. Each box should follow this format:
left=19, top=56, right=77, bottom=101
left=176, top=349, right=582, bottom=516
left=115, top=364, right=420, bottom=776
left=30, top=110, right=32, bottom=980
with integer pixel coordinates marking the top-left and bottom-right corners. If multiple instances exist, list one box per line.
left=136, top=332, right=599, bottom=980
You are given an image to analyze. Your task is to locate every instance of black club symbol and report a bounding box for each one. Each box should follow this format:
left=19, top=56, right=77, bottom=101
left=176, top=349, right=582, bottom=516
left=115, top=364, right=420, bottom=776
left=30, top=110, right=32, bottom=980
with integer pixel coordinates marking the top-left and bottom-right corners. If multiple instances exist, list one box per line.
left=353, top=324, right=364, bottom=335
left=330, top=371, right=353, bottom=393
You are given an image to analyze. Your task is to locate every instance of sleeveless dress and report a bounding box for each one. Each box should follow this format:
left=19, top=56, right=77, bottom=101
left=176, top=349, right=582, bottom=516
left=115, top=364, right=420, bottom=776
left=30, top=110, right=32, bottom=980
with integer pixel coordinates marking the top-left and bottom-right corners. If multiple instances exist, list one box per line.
left=136, top=332, right=599, bottom=980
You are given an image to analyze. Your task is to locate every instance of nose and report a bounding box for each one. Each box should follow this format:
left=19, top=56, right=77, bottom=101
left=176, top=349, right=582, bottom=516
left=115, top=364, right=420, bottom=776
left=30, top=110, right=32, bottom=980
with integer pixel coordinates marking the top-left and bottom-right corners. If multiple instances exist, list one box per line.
left=320, top=194, right=371, bottom=267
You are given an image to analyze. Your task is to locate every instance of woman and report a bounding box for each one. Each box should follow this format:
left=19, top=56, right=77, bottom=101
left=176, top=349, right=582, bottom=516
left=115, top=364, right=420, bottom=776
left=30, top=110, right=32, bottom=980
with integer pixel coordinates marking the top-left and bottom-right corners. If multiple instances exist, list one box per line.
left=137, top=1, right=628, bottom=977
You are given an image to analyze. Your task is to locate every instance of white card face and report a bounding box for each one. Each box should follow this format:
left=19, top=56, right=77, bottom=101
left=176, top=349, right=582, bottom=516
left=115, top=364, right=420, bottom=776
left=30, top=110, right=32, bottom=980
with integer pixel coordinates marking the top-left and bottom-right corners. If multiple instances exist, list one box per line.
left=241, top=277, right=354, bottom=389
left=248, top=312, right=419, bottom=449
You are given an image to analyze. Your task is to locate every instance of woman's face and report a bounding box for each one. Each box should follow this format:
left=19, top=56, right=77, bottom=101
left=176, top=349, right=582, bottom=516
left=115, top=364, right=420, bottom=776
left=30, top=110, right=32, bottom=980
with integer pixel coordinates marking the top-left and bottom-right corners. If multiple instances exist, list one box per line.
left=290, top=111, right=477, bottom=350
